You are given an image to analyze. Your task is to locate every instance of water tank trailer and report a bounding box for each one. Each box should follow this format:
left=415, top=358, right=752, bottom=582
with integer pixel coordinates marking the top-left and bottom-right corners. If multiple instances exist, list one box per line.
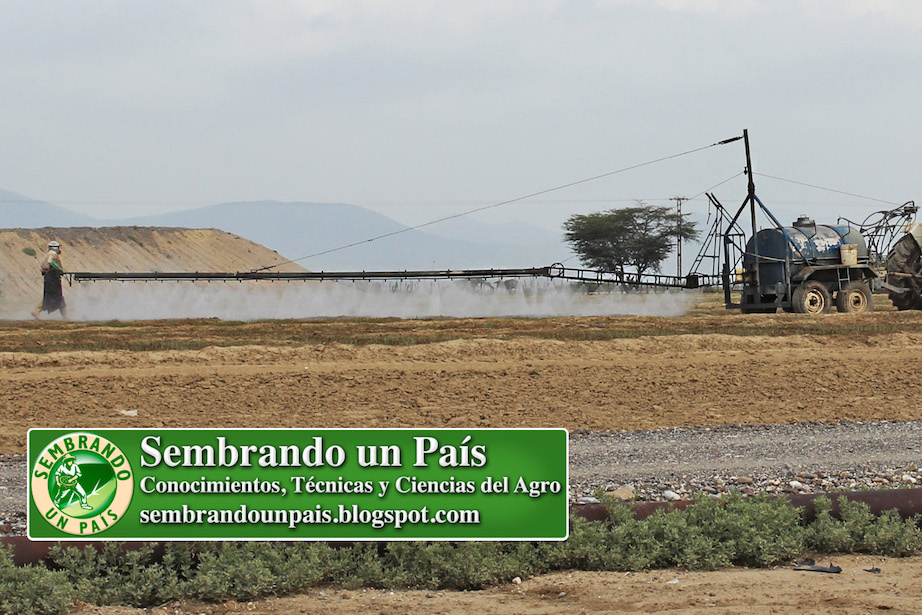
left=739, top=215, right=877, bottom=314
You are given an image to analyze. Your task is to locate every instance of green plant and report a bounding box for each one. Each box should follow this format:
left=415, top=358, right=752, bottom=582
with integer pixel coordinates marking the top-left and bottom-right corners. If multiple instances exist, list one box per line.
left=553, top=494, right=805, bottom=572
left=5, top=495, right=922, bottom=612
left=327, top=542, right=388, bottom=589
left=190, top=542, right=333, bottom=600
left=22, top=247, right=36, bottom=257
left=381, top=541, right=537, bottom=589
left=0, top=545, right=75, bottom=615
left=695, top=493, right=804, bottom=567
left=805, top=496, right=922, bottom=556
left=50, top=542, right=181, bottom=607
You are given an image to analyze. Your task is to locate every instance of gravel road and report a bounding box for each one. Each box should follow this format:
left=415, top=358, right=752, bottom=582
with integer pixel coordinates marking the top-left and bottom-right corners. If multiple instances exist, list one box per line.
left=5, top=420, right=922, bottom=536
left=569, top=419, right=922, bottom=501
left=0, top=453, right=25, bottom=535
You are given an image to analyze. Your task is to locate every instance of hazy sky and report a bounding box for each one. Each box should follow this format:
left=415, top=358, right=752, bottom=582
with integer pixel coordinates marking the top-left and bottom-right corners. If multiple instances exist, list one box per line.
left=1, top=0, right=920, bottom=232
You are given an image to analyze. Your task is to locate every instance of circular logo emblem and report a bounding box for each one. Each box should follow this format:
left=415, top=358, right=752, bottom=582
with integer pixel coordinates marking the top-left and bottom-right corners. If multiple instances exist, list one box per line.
left=31, top=432, right=134, bottom=536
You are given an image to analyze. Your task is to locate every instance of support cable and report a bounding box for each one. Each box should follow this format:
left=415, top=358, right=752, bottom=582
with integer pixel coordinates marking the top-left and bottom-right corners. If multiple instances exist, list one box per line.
left=251, top=135, right=744, bottom=272
left=687, top=172, right=746, bottom=202
left=753, top=172, right=901, bottom=206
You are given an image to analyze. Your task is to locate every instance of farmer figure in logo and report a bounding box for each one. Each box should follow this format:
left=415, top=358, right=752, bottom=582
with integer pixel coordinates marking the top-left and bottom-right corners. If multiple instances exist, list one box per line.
left=31, top=240, right=69, bottom=320
left=54, top=454, right=92, bottom=510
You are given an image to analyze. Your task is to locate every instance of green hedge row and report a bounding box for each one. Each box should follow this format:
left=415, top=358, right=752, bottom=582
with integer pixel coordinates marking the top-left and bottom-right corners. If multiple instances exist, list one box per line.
left=3, top=494, right=921, bottom=615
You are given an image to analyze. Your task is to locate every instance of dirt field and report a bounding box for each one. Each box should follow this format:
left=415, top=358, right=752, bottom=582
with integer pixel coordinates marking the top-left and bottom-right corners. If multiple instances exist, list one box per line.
left=71, top=558, right=922, bottom=615
left=4, top=306, right=922, bottom=454
left=6, top=296, right=922, bottom=613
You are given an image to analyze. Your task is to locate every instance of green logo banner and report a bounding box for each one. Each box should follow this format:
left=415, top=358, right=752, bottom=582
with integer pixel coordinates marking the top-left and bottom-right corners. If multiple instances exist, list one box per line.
left=28, top=428, right=568, bottom=541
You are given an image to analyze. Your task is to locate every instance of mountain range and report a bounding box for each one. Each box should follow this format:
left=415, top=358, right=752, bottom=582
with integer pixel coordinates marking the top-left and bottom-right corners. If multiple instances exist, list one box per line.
left=0, top=189, right=573, bottom=270
left=0, top=188, right=97, bottom=227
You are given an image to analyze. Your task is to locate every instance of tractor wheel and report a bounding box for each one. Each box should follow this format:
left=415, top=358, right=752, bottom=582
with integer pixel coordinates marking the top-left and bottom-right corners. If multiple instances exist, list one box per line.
left=886, top=234, right=922, bottom=310
left=792, top=281, right=832, bottom=314
left=836, top=282, right=873, bottom=313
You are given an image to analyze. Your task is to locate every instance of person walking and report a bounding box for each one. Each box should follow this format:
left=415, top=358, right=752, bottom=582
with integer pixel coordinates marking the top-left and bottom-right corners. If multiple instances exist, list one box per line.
left=31, top=240, right=69, bottom=320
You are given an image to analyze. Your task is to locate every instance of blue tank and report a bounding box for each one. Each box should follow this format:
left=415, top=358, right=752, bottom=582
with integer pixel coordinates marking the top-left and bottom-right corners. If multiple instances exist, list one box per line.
left=742, top=216, right=869, bottom=297
left=745, top=218, right=867, bottom=265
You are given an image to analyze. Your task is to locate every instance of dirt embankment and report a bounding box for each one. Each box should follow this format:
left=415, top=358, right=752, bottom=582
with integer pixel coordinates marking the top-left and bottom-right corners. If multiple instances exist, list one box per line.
left=0, top=226, right=303, bottom=315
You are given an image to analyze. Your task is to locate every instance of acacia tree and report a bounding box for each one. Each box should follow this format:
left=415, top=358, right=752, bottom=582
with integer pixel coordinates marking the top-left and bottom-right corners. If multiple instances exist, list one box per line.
left=562, top=203, right=699, bottom=275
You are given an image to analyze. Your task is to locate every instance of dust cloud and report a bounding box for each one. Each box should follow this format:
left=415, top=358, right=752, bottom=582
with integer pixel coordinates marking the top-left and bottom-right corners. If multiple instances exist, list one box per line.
left=60, top=279, right=698, bottom=321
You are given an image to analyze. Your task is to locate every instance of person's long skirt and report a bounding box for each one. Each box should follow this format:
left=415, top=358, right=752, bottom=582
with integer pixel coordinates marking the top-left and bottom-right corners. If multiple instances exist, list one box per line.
left=41, top=271, right=66, bottom=312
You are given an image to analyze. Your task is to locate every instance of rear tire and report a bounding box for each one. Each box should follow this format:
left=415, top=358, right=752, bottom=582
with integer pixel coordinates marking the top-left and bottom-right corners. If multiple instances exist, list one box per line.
left=792, top=281, right=832, bottom=314
left=887, top=234, right=922, bottom=310
left=836, top=282, right=873, bottom=313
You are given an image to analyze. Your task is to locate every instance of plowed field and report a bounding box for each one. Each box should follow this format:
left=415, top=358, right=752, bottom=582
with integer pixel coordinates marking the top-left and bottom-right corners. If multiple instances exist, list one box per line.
left=6, top=295, right=922, bottom=614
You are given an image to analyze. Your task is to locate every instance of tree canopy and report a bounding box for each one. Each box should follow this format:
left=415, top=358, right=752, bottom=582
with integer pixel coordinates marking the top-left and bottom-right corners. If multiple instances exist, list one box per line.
left=562, top=203, right=699, bottom=275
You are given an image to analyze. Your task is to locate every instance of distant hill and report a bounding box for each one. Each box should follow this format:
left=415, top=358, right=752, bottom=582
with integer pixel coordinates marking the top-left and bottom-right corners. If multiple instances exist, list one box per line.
left=0, top=189, right=97, bottom=228
left=0, top=226, right=305, bottom=317
left=0, top=187, right=575, bottom=270
left=113, top=201, right=573, bottom=270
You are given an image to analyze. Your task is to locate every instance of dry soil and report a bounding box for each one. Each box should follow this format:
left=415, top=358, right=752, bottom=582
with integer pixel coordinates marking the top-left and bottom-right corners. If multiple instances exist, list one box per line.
left=4, top=300, right=922, bottom=614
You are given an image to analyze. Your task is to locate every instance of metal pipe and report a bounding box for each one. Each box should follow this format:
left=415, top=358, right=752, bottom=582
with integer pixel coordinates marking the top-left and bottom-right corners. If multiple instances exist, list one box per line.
left=571, top=488, right=922, bottom=523
left=69, top=265, right=722, bottom=290
left=70, top=267, right=556, bottom=283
